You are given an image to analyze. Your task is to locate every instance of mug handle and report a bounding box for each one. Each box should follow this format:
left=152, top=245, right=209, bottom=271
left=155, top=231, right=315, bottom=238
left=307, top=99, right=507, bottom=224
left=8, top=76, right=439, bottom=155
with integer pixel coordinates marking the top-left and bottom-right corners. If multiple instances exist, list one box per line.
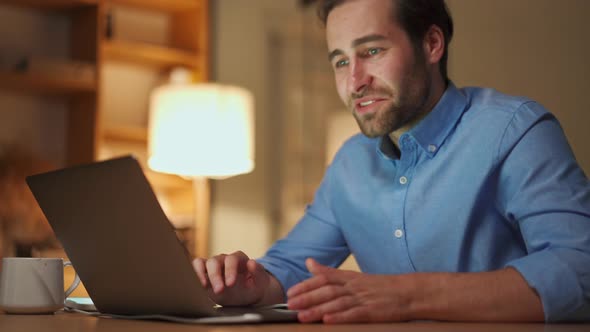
left=63, top=261, right=81, bottom=298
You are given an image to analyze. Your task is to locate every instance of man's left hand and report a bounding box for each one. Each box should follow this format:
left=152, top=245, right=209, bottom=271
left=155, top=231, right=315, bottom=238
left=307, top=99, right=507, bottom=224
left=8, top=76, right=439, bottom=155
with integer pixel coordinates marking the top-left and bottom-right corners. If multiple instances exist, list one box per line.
left=287, top=258, right=415, bottom=323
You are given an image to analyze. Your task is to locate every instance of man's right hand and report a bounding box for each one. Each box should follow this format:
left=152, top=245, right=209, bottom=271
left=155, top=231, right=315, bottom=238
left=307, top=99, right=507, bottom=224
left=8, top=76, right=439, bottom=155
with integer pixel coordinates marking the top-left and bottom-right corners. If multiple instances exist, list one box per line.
left=192, top=251, right=275, bottom=306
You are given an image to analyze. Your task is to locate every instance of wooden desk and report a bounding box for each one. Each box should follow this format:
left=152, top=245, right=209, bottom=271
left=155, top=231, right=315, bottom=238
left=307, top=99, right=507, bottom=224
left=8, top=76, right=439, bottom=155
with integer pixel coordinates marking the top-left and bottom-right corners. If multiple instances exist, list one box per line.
left=0, top=312, right=588, bottom=332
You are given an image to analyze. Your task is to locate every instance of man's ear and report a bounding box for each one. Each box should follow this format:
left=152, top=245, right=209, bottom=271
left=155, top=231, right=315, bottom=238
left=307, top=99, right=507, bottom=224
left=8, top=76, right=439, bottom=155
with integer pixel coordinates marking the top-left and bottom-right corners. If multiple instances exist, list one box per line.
left=423, top=24, right=445, bottom=65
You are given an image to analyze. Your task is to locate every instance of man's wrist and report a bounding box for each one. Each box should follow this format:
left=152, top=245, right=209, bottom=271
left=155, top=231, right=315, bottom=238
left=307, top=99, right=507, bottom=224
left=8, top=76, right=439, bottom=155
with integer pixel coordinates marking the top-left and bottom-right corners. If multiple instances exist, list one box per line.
left=403, top=272, right=449, bottom=321
left=254, top=268, right=286, bottom=306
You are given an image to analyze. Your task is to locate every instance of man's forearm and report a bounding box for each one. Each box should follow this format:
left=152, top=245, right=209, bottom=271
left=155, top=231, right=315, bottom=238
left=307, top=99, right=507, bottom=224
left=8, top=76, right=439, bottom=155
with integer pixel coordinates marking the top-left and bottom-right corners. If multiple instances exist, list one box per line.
left=408, top=267, right=544, bottom=322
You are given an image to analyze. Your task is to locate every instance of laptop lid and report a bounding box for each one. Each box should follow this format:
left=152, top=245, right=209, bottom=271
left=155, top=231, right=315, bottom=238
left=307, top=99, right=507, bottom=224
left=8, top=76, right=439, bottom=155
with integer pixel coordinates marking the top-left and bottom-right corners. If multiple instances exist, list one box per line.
left=26, top=156, right=218, bottom=317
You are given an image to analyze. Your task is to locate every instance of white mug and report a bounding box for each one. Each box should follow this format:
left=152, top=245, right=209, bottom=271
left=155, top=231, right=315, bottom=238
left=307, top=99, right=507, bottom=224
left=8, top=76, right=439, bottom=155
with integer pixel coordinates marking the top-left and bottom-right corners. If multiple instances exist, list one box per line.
left=0, top=257, right=81, bottom=314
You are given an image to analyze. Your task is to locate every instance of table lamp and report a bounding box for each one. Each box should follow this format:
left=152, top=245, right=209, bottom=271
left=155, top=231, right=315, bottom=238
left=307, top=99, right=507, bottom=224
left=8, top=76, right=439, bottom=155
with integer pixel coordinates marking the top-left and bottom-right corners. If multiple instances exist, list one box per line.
left=148, top=71, right=254, bottom=258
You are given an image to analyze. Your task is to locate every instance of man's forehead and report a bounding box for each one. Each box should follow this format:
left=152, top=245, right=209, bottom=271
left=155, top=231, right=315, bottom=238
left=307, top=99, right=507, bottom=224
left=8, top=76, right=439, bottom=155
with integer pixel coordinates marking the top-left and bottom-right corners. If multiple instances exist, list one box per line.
left=325, top=0, right=397, bottom=50
left=325, top=0, right=395, bottom=25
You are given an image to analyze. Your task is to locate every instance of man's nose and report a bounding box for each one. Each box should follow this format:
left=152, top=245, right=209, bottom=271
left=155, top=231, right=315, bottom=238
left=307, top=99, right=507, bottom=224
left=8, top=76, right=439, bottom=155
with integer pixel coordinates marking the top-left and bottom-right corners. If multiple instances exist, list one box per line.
left=348, top=60, right=371, bottom=95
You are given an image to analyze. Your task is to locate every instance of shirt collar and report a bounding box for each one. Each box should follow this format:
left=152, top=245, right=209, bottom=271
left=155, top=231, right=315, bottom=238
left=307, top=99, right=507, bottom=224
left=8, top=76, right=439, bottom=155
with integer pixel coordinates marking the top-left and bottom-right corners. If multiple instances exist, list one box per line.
left=378, top=82, right=468, bottom=159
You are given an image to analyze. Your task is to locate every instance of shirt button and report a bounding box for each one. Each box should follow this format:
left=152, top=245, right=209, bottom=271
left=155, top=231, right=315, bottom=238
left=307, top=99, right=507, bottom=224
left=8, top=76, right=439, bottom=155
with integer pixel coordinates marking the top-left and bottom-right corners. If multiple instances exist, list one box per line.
left=399, top=176, right=408, bottom=185
left=428, top=144, right=437, bottom=153
left=394, top=229, right=404, bottom=238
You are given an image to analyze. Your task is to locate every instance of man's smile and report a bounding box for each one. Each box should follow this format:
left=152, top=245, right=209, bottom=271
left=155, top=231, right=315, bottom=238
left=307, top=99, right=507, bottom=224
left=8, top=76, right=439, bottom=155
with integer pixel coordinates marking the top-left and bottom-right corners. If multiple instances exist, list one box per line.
left=354, top=97, right=387, bottom=115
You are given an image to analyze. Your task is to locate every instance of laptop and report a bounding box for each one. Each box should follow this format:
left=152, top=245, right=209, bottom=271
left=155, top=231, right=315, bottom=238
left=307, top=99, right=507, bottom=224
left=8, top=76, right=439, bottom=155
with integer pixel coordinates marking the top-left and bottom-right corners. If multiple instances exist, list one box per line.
left=26, top=155, right=298, bottom=324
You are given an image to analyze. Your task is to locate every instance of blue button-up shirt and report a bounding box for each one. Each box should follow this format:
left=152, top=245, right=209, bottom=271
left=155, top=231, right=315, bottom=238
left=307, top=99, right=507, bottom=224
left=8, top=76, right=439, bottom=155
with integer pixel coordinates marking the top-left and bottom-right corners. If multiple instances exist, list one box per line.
left=257, top=83, right=590, bottom=321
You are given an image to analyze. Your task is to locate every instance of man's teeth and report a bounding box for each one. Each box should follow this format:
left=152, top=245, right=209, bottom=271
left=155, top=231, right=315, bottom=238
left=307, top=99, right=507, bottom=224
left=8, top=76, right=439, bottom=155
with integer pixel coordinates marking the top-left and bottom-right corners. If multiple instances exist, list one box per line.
left=360, top=100, right=375, bottom=107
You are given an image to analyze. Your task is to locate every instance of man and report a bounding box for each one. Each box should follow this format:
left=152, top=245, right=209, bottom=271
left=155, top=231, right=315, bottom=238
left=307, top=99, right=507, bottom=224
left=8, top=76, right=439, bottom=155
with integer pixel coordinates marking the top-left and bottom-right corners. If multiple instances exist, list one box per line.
left=193, top=0, right=590, bottom=323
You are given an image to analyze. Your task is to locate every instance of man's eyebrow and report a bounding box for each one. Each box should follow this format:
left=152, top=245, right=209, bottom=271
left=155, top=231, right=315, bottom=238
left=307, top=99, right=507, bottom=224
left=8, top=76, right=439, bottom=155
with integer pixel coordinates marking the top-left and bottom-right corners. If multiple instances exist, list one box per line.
left=328, top=49, right=343, bottom=62
left=351, top=34, right=387, bottom=48
left=328, top=34, right=387, bottom=62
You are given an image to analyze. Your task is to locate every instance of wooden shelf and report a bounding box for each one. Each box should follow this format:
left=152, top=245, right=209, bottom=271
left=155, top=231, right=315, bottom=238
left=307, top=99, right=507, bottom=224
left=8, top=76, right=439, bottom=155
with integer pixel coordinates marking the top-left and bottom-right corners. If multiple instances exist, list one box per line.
left=107, top=0, right=200, bottom=12
left=0, top=71, right=95, bottom=95
left=0, top=0, right=97, bottom=10
left=103, top=125, right=147, bottom=143
left=0, top=0, right=200, bottom=11
left=102, top=39, right=200, bottom=70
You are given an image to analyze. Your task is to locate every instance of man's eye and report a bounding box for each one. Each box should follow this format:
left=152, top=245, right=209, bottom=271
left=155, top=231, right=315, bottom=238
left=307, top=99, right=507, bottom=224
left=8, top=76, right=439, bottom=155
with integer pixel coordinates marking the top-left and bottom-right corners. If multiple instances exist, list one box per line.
left=334, top=59, right=349, bottom=68
left=366, top=48, right=381, bottom=56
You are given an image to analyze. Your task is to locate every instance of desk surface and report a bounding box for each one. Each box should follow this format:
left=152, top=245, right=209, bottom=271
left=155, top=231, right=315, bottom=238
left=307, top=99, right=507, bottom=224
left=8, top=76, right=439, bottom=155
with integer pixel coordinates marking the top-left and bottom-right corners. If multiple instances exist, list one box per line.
left=0, top=312, right=588, bottom=332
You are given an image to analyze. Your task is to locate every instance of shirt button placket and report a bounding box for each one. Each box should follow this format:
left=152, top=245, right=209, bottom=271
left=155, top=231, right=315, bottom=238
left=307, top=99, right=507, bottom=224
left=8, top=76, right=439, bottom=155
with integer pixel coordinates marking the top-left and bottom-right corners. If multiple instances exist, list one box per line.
left=396, top=174, right=408, bottom=242
left=392, top=134, right=415, bottom=271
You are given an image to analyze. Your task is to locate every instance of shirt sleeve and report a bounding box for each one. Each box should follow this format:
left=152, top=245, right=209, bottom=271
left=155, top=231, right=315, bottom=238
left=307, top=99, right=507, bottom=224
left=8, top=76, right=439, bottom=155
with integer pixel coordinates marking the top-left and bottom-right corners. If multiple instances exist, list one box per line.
left=256, top=161, right=351, bottom=294
left=496, top=102, right=590, bottom=322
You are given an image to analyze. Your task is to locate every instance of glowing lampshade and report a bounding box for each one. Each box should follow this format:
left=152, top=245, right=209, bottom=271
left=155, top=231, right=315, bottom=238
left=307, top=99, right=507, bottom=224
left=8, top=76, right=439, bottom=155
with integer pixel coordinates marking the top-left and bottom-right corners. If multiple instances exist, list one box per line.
left=148, top=83, right=255, bottom=178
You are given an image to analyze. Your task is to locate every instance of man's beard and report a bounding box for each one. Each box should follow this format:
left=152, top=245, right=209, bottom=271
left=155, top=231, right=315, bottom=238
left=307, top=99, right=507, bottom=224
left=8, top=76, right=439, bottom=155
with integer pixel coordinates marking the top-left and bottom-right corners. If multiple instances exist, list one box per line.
left=349, top=60, right=432, bottom=138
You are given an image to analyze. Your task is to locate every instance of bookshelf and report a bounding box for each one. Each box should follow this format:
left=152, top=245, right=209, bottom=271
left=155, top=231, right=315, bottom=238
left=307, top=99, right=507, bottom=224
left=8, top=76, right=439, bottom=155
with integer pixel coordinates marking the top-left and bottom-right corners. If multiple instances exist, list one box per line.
left=0, top=0, right=208, bottom=164
left=0, top=0, right=210, bottom=256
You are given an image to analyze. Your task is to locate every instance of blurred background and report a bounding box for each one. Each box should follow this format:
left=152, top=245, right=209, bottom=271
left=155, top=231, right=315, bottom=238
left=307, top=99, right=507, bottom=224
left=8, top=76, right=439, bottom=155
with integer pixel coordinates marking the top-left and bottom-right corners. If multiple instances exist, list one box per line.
left=0, top=0, right=588, bottom=292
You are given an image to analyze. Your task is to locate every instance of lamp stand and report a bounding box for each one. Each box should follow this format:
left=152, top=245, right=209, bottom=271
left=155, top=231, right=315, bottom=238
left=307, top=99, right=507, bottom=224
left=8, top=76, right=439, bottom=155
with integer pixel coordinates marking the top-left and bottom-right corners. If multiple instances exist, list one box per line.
left=192, top=177, right=211, bottom=258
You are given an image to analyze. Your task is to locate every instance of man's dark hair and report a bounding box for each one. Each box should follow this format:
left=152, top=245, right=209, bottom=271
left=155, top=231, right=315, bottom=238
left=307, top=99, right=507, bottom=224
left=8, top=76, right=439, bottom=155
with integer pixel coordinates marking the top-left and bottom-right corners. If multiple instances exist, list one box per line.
left=318, top=0, right=454, bottom=82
